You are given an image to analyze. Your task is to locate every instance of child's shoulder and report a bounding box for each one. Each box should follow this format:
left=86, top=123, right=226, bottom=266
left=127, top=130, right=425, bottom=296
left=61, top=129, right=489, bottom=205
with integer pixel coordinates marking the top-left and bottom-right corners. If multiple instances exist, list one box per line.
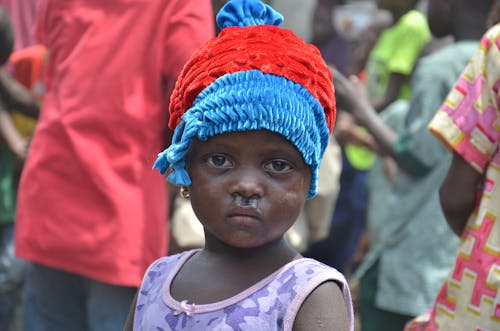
left=279, top=258, right=353, bottom=330
left=279, top=257, right=347, bottom=287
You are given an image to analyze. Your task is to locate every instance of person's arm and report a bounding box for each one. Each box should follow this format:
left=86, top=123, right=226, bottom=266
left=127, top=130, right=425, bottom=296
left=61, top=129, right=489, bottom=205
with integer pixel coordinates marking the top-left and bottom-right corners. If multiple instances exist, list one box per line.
left=332, top=67, right=402, bottom=162
left=293, top=281, right=350, bottom=331
left=122, top=291, right=138, bottom=331
left=0, top=69, right=39, bottom=119
left=0, top=107, right=28, bottom=159
left=334, top=111, right=381, bottom=153
left=372, top=72, right=406, bottom=113
left=333, top=65, right=447, bottom=178
left=439, top=152, right=483, bottom=236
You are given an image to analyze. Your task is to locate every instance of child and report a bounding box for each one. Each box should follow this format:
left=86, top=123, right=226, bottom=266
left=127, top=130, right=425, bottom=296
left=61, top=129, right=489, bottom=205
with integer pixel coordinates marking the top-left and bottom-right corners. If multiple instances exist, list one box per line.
left=124, top=0, right=354, bottom=330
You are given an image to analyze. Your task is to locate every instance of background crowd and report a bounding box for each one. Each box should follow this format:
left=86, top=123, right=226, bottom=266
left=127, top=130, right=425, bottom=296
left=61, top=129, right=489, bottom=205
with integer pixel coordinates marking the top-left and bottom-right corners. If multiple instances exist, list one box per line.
left=0, top=0, right=498, bottom=330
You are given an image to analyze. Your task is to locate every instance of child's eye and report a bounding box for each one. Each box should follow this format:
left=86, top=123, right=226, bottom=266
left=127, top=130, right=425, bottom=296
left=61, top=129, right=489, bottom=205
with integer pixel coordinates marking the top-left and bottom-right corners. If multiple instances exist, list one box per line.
left=264, top=160, right=293, bottom=173
left=206, top=154, right=233, bottom=168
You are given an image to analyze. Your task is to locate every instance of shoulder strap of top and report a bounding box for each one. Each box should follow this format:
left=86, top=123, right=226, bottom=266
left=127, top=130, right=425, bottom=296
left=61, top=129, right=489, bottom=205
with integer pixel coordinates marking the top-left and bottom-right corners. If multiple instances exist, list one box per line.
left=281, top=258, right=354, bottom=331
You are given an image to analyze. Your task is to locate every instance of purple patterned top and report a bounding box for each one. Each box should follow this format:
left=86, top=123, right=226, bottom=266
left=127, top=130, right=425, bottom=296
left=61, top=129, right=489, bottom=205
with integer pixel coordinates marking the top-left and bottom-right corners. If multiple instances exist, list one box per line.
left=133, top=250, right=354, bottom=330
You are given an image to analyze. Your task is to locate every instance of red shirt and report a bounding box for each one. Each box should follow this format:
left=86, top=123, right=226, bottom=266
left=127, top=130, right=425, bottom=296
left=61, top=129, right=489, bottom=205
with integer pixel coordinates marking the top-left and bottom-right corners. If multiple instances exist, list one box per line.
left=15, top=0, right=214, bottom=287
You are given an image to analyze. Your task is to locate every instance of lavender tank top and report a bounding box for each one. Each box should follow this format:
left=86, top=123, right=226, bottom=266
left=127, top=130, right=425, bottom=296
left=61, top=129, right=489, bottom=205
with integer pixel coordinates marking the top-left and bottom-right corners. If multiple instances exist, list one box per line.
left=133, top=250, right=354, bottom=330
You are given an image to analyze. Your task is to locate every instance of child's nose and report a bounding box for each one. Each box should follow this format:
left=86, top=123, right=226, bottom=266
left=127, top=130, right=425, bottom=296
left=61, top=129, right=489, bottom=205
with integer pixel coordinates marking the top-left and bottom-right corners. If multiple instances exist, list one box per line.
left=229, top=167, right=265, bottom=199
left=233, top=193, right=259, bottom=208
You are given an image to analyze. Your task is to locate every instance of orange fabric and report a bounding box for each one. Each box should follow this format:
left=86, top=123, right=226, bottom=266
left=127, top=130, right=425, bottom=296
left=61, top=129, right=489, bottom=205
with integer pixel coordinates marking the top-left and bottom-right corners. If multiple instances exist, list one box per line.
left=10, top=44, right=46, bottom=93
left=9, top=44, right=46, bottom=136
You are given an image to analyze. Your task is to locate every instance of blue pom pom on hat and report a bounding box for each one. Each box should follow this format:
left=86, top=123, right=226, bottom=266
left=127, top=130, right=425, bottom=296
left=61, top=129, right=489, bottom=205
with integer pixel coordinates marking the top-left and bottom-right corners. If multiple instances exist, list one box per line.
left=216, top=0, right=283, bottom=28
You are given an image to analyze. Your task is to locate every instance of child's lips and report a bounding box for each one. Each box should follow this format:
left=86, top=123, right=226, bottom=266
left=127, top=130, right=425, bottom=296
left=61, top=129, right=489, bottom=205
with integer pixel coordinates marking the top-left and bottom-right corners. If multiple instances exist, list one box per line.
left=226, top=209, right=261, bottom=225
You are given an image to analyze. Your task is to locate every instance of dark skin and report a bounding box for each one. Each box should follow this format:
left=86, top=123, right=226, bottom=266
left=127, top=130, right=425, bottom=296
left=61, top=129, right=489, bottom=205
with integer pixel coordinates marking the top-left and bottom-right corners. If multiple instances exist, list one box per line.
left=439, top=153, right=483, bottom=236
left=372, top=72, right=405, bottom=113
left=370, top=0, right=419, bottom=113
left=0, top=70, right=39, bottom=119
left=487, top=0, right=500, bottom=29
left=332, top=67, right=404, bottom=166
left=439, top=0, right=498, bottom=237
left=376, top=0, right=418, bottom=23
left=0, top=105, right=28, bottom=159
left=123, top=130, right=349, bottom=330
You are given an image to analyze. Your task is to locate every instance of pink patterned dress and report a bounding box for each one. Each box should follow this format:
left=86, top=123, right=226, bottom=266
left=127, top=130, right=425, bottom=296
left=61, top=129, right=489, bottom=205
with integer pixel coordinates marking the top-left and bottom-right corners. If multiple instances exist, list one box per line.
left=405, top=23, right=500, bottom=331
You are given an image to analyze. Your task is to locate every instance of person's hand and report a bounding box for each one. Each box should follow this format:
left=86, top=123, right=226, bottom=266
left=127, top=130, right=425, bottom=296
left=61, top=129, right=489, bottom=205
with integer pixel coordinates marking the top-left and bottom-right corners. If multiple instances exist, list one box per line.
left=10, top=136, right=29, bottom=160
left=334, top=111, right=357, bottom=147
left=0, top=70, right=40, bottom=119
left=330, top=66, right=371, bottom=120
left=334, top=112, right=377, bottom=150
left=0, top=109, right=30, bottom=159
left=330, top=66, right=355, bottom=111
left=382, top=156, right=397, bottom=182
left=351, top=231, right=370, bottom=269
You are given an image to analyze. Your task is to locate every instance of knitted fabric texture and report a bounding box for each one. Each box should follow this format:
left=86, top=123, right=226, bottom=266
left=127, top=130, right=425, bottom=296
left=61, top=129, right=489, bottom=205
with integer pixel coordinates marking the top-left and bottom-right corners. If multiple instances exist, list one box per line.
left=154, top=0, right=336, bottom=199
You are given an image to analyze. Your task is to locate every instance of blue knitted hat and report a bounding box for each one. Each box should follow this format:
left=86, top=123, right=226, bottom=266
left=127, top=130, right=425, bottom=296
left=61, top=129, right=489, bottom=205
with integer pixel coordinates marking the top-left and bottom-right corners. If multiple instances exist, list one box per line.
left=154, top=0, right=336, bottom=199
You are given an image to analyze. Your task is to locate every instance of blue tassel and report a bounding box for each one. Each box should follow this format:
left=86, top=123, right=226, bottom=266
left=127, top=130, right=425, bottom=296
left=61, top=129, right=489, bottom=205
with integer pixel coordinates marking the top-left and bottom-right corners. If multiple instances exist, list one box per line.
left=152, top=151, right=170, bottom=174
left=167, top=167, right=191, bottom=186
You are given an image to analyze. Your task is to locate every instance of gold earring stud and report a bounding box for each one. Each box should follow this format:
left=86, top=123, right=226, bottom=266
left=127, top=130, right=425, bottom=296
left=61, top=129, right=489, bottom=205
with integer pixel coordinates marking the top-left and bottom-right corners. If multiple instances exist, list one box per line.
left=180, top=186, right=190, bottom=199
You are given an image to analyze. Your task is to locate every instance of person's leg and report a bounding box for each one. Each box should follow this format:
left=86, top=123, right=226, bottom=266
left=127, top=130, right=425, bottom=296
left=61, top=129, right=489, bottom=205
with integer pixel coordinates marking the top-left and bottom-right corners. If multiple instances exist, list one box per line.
left=22, top=264, right=42, bottom=331
left=359, top=260, right=413, bottom=331
left=0, top=284, right=21, bottom=331
left=0, top=223, right=25, bottom=331
left=86, top=279, right=136, bottom=331
left=24, top=263, right=87, bottom=331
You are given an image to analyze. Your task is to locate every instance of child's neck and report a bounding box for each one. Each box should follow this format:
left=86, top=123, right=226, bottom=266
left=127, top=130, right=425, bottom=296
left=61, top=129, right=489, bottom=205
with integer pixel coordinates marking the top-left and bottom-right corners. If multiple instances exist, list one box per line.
left=169, top=238, right=300, bottom=304
left=202, top=237, right=299, bottom=266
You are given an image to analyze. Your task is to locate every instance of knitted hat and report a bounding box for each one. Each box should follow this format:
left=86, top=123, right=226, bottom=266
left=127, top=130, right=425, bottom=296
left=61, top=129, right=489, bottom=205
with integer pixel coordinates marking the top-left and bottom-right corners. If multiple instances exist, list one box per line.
left=154, top=0, right=336, bottom=199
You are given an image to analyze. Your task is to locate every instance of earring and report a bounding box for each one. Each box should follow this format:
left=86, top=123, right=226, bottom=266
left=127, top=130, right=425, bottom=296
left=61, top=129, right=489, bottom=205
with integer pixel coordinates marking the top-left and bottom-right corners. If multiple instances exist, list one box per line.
left=180, top=186, right=190, bottom=199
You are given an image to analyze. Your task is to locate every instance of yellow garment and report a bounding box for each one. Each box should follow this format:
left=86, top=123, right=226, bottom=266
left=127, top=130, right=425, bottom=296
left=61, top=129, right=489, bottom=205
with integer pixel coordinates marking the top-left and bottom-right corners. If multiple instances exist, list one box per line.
left=11, top=112, right=36, bottom=137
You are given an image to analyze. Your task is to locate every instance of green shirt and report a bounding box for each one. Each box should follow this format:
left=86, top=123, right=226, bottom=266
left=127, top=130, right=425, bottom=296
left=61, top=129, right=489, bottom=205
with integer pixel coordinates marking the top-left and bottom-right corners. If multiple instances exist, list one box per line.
left=365, top=10, right=430, bottom=101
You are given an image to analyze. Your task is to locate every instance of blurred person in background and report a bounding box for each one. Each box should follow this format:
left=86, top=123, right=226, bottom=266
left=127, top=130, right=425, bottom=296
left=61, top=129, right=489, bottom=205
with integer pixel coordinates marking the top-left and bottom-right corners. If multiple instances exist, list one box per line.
left=13, top=1, right=214, bottom=330
left=333, top=1, right=494, bottom=330
left=306, top=0, right=429, bottom=275
left=405, top=1, right=500, bottom=329
left=0, top=5, right=39, bottom=331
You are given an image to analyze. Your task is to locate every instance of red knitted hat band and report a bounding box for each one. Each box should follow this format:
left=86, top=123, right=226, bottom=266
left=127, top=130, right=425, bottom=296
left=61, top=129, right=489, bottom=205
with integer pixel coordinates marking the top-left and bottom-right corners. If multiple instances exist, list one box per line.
left=168, top=25, right=336, bottom=132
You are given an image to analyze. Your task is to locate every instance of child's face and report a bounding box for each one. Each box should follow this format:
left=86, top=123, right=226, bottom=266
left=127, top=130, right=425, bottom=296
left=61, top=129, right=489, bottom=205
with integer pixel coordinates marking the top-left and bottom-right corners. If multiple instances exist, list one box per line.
left=186, top=130, right=311, bottom=249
